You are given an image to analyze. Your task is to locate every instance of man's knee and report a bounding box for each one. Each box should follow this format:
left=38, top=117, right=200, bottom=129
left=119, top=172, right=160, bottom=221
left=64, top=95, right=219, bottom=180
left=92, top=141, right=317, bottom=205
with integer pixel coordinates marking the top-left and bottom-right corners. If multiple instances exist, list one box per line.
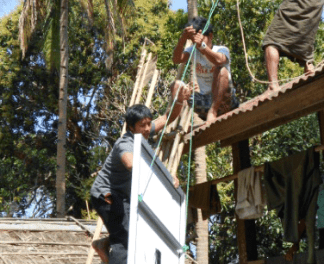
left=170, top=80, right=185, bottom=91
left=170, top=80, right=186, bottom=99
left=212, top=67, right=229, bottom=89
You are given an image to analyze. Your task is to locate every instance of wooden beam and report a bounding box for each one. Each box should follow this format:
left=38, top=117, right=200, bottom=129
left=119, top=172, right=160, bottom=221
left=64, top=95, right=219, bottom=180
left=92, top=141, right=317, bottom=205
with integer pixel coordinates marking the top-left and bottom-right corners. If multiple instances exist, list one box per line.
left=247, top=261, right=265, bottom=264
left=183, top=73, right=324, bottom=153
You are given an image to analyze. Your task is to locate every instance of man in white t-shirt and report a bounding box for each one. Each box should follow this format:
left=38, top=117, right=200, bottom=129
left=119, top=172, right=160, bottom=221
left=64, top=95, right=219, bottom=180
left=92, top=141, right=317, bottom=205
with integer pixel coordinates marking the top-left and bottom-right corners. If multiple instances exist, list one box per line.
left=172, top=17, right=238, bottom=124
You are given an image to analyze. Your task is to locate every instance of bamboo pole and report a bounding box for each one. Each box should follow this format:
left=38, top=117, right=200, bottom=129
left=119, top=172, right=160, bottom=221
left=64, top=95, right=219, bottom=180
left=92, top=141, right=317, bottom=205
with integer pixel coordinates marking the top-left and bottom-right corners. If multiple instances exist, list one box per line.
left=129, top=48, right=147, bottom=107
left=135, top=53, right=153, bottom=104
left=165, top=105, right=189, bottom=166
left=85, top=217, right=104, bottom=264
left=67, top=216, right=94, bottom=236
left=85, top=200, right=91, bottom=220
left=121, top=49, right=148, bottom=135
left=169, top=106, right=192, bottom=176
left=145, top=69, right=159, bottom=107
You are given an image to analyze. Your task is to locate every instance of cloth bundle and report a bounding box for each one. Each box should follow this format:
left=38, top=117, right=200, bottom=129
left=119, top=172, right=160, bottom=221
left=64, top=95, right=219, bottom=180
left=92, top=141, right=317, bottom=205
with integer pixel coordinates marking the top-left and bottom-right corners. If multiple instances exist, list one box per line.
left=235, top=167, right=266, bottom=219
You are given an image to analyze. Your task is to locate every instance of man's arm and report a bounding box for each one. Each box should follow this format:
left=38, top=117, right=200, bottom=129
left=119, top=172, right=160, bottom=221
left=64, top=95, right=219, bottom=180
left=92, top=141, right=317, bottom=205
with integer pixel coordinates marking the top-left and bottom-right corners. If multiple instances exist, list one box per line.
left=172, top=26, right=196, bottom=64
left=193, top=31, right=228, bottom=66
left=153, top=83, right=191, bottom=133
left=121, top=152, right=133, bottom=171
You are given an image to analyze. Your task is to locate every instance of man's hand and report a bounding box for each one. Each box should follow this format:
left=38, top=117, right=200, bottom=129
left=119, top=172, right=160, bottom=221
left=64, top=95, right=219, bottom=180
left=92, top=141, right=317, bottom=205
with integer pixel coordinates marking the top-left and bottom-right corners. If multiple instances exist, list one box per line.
left=182, top=25, right=196, bottom=40
left=191, top=30, right=204, bottom=48
left=173, top=176, right=179, bottom=189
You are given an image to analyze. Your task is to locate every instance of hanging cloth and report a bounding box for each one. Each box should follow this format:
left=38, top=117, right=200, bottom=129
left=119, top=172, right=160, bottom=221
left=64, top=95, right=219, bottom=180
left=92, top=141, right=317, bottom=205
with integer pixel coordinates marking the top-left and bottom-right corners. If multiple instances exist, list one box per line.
left=235, top=167, right=266, bottom=219
left=264, top=147, right=321, bottom=264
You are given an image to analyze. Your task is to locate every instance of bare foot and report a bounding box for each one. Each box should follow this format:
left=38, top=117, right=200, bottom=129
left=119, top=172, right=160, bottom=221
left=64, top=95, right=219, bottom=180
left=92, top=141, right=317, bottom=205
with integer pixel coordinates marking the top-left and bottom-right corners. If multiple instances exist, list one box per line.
left=92, top=237, right=110, bottom=263
left=267, top=82, right=280, bottom=92
left=304, top=62, right=315, bottom=75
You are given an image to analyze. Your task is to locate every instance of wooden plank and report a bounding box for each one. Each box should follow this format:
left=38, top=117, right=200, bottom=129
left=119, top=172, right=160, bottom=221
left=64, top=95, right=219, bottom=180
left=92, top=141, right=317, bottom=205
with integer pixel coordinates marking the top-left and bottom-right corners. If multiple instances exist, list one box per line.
left=183, top=74, right=324, bottom=152
left=247, top=260, right=265, bottom=264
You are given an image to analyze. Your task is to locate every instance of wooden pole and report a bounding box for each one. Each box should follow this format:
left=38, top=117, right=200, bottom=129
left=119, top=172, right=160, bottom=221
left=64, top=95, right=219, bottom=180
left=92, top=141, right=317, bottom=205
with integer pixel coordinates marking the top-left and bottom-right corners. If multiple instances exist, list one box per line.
left=135, top=53, right=153, bottom=104
left=145, top=69, right=159, bottom=107
left=121, top=48, right=147, bottom=135
left=129, top=48, right=147, bottom=106
left=85, top=217, right=104, bottom=264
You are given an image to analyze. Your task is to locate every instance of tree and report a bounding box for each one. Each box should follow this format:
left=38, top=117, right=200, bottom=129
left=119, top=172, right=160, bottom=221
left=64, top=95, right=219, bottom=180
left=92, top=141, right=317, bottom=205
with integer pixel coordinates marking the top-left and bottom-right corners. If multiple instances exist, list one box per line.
left=183, top=0, right=210, bottom=263
left=56, top=0, right=69, bottom=218
left=0, top=0, right=184, bottom=218
left=16, top=0, right=135, bottom=217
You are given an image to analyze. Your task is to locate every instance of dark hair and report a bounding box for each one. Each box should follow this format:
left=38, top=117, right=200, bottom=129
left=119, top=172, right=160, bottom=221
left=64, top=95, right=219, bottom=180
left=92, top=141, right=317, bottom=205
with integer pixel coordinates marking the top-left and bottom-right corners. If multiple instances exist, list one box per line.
left=185, top=16, right=213, bottom=36
left=125, top=104, right=153, bottom=131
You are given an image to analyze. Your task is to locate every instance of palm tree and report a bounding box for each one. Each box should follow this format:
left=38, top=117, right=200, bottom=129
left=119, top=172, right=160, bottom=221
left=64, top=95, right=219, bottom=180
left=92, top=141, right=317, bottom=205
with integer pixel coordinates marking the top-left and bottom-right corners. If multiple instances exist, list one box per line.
left=186, top=0, right=209, bottom=263
left=56, top=0, right=69, bottom=218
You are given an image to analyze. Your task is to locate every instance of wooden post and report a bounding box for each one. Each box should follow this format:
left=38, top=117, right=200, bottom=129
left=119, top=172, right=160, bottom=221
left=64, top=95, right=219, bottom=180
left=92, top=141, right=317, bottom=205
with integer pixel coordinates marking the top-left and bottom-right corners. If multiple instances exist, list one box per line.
left=232, top=140, right=258, bottom=263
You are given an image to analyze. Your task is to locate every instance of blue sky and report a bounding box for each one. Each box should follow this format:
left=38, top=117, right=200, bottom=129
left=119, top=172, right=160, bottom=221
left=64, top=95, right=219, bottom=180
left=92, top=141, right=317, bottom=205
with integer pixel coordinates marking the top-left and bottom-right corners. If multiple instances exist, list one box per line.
left=170, top=0, right=187, bottom=11
left=0, top=0, right=20, bottom=18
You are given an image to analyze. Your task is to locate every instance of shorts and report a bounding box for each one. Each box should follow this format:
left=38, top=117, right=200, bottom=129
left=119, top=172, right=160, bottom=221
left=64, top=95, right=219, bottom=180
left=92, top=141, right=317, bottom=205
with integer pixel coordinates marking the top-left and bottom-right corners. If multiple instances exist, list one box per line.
left=187, top=85, right=239, bottom=120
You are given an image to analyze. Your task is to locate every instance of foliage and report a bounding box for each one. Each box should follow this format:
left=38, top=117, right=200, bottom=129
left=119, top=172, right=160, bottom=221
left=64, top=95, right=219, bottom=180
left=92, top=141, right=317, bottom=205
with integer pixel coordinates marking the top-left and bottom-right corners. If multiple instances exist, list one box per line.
left=1, top=0, right=324, bottom=262
left=0, top=0, right=182, bottom=218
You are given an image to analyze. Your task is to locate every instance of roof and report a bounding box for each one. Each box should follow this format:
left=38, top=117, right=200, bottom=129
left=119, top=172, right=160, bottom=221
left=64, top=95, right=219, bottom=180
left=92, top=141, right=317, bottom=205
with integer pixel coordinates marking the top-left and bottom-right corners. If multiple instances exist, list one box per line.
left=183, top=63, right=324, bottom=152
left=0, top=218, right=107, bottom=264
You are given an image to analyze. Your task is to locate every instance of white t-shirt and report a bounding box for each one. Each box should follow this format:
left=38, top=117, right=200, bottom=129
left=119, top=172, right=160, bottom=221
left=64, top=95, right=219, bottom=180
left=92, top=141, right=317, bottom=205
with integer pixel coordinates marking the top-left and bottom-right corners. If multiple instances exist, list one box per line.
left=184, top=45, right=232, bottom=95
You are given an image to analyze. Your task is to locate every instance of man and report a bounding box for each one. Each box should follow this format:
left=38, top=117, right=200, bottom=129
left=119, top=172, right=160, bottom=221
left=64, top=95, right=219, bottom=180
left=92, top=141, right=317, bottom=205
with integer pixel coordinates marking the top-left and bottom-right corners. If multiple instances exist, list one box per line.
left=172, top=16, right=238, bottom=124
left=263, top=0, right=324, bottom=91
left=90, top=84, right=189, bottom=264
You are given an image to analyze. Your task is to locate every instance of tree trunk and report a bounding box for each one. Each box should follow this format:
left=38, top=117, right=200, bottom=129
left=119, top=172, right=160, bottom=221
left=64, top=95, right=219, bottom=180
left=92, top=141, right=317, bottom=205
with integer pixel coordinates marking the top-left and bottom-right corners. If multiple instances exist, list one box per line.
left=186, top=0, right=208, bottom=262
left=187, top=0, right=198, bottom=21
left=193, top=114, right=209, bottom=264
left=56, top=0, right=68, bottom=218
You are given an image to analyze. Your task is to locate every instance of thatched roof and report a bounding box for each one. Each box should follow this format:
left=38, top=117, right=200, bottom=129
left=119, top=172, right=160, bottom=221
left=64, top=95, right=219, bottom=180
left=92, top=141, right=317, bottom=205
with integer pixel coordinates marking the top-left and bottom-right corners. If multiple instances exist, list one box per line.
left=0, top=217, right=108, bottom=264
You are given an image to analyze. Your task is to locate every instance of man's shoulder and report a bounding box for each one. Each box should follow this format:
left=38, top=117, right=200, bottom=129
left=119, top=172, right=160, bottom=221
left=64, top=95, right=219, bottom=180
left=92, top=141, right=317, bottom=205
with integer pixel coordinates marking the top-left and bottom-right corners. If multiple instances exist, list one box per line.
left=212, top=45, right=229, bottom=52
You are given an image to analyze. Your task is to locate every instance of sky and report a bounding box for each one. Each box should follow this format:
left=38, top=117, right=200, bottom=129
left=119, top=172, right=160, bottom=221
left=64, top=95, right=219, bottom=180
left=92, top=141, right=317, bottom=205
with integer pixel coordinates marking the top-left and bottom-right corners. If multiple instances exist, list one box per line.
left=0, top=0, right=20, bottom=18
left=170, top=0, right=187, bottom=11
